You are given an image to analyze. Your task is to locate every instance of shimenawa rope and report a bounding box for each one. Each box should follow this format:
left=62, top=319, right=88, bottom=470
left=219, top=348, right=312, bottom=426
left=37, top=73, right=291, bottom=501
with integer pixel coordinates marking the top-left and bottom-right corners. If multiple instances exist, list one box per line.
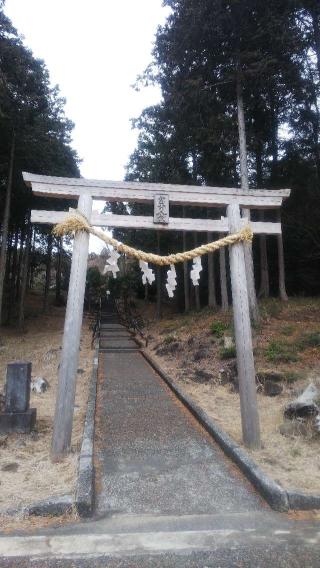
left=53, top=209, right=253, bottom=266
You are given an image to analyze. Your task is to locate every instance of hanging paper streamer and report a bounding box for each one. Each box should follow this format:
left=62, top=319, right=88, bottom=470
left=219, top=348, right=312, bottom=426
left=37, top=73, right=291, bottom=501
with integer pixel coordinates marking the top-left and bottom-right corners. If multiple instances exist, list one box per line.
left=190, top=256, right=202, bottom=286
left=103, top=248, right=120, bottom=278
left=139, top=260, right=155, bottom=285
left=166, top=264, right=177, bottom=298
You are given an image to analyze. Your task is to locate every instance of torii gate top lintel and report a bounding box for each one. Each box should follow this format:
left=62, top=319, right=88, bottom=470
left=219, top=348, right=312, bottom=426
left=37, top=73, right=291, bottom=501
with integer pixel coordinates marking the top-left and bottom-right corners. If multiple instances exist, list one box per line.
left=24, top=171, right=291, bottom=236
left=23, top=171, right=290, bottom=207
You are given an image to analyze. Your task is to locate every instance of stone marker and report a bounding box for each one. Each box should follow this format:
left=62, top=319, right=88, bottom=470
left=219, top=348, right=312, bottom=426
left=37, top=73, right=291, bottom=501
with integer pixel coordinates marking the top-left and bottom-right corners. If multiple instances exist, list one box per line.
left=0, top=361, right=36, bottom=433
left=5, top=361, right=31, bottom=412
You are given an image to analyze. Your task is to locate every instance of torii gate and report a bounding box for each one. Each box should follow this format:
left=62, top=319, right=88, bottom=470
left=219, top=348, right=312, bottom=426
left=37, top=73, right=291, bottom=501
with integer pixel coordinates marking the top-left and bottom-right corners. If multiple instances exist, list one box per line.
left=23, top=172, right=290, bottom=458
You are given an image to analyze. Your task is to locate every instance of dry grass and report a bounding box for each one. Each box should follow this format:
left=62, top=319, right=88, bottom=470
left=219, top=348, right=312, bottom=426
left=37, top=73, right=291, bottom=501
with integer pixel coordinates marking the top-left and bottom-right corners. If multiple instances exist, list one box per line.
left=0, top=292, right=93, bottom=512
left=143, top=297, right=320, bottom=494
left=0, top=510, right=79, bottom=533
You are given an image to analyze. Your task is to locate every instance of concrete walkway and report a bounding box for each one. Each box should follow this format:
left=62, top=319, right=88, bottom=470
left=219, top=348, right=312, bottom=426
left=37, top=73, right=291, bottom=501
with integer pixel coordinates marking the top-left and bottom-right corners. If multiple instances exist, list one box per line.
left=94, top=321, right=264, bottom=517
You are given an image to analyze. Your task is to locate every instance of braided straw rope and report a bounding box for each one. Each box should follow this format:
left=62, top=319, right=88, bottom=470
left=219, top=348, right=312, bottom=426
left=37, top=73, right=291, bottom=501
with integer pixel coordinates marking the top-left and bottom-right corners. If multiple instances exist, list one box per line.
left=53, top=209, right=253, bottom=266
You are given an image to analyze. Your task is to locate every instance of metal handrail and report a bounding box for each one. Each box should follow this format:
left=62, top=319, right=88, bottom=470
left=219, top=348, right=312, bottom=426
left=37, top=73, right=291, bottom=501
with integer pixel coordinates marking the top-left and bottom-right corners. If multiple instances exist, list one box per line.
left=115, top=297, right=148, bottom=347
left=91, top=298, right=102, bottom=348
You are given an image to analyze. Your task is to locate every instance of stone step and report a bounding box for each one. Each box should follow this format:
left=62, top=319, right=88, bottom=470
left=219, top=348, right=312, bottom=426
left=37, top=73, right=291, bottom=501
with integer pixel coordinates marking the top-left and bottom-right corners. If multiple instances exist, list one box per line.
left=99, top=349, right=140, bottom=354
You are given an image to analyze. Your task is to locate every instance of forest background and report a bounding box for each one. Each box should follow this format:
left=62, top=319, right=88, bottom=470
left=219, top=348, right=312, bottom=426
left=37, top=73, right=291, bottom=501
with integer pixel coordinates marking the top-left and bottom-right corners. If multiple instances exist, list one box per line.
left=1, top=0, right=320, bottom=325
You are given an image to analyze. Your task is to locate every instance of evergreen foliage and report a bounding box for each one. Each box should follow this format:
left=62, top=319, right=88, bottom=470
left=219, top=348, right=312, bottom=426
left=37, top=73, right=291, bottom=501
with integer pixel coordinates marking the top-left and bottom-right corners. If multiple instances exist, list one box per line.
left=0, top=8, right=79, bottom=324
left=127, top=0, right=320, bottom=299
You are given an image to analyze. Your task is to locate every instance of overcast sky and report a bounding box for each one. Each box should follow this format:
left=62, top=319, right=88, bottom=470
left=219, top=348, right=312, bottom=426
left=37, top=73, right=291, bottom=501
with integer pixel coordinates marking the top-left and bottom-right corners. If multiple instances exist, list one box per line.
left=5, top=0, right=169, bottom=180
left=4, top=0, right=169, bottom=251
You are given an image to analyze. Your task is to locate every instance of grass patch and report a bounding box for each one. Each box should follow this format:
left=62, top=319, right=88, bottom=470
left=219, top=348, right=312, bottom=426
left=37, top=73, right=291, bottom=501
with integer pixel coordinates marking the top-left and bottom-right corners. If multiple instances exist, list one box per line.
left=265, top=340, right=299, bottom=363
left=265, top=330, right=320, bottom=364
left=159, top=323, right=177, bottom=335
left=163, top=334, right=176, bottom=345
left=283, top=370, right=303, bottom=383
left=281, top=325, right=295, bottom=337
left=261, top=299, right=283, bottom=319
left=219, top=346, right=237, bottom=360
left=210, top=320, right=228, bottom=338
left=297, top=331, right=320, bottom=350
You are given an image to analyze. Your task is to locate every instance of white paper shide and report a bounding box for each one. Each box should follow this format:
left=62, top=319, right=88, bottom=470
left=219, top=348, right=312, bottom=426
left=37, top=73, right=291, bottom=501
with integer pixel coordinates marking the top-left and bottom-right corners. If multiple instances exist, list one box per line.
left=103, top=248, right=120, bottom=278
left=190, top=256, right=202, bottom=286
left=166, top=264, right=177, bottom=298
left=139, top=260, right=155, bottom=286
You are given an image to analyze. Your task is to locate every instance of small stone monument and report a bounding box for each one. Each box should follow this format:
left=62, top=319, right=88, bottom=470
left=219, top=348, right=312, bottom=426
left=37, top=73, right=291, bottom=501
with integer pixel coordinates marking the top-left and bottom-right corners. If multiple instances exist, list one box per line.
left=0, top=361, right=36, bottom=433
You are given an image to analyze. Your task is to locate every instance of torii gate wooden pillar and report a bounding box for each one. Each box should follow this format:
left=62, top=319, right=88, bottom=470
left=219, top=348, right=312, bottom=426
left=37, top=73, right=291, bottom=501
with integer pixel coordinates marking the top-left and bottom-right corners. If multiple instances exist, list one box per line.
left=23, top=172, right=290, bottom=458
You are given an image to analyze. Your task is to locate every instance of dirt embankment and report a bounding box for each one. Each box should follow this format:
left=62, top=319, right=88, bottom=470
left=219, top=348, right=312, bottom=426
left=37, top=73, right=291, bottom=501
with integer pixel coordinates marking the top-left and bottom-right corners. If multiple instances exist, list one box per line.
left=0, top=293, right=93, bottom=512
left=143, top=298, right=320, bottom=494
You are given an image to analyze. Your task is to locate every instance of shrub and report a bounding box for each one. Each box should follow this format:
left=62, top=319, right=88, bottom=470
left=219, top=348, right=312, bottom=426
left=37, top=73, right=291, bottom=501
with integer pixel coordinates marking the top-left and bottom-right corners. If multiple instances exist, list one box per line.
left=210, top=320, right=227, bottom=338
left=265, top=340, right=299, bottom=363
left=219, top=346, right=237, bottom=360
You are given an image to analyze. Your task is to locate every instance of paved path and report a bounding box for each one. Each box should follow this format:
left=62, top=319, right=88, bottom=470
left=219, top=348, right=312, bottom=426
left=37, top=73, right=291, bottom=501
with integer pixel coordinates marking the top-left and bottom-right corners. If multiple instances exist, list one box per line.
left=1, top=310, right=320, bottom=566
left=95, top=324, right=264, bottom=517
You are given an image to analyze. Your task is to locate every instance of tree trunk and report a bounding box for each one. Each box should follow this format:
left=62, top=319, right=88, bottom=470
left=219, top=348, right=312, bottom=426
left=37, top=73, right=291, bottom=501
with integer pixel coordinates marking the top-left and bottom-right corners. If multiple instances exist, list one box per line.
left=0, top=131, right=15, bottom=326
left=6, top=232, right=13, bottom=280
left=305, top=75, right=320, bottom=185
left=182, top=207, right=190, bottom=312
left=6, top=228, right=19, bottom=323
left=276, top=210, right=288, bottom=302
left=258, top=216, right=270, bottom=298
left=268, top=91, right=289, bottom=300
left=18, top=221, right=32, bottom=331
left=15, top=229, right=25, bottom=301
left=43, top=233, right=53, bottom=312
left=236, top=73, right=260, bottom=325
left=156, top=231, right=162, bottom=319
left=207, top=209, right=216, bottom=308
left=219, top=233, right=229, bottom=311
left=257, top=147, right=269, bottom=299
left=255, top=148, right=270, bottom=299
left=269, top=96, right=279, bottom=184
left=55, top=237, right=62, bottom=302
left=29, top=229, right=36, bottom=290
left=10, top=229, right=19, bottom=285
left=237, top=73, right=250, bottom=191
left=207, top=231, right=217, bottom=308
left=310, top=4, right=320, bottom=187
left=193, top=232, right=201, bottom=311
left=267, top=91, right=288, bottom=301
